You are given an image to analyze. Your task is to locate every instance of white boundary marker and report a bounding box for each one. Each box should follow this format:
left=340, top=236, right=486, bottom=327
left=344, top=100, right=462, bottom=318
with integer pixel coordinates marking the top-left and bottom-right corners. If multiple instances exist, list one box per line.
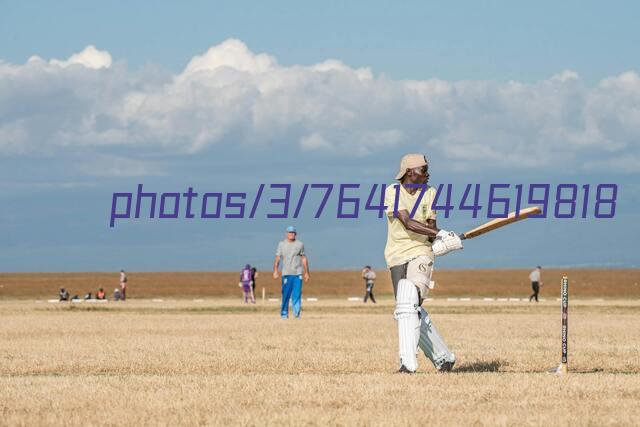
left=35, top=296, right=577, bottom=305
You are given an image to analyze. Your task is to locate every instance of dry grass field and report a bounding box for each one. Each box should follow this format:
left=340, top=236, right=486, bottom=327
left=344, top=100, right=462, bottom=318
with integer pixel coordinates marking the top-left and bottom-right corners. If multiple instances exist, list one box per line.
left=1, top=297, right=640, bottom=426
left=2, top=269, right=640, bottom=299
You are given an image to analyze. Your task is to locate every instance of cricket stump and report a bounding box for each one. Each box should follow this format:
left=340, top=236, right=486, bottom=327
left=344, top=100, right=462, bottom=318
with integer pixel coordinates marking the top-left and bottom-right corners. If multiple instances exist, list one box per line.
left=560, top=276, right=569, bottom=374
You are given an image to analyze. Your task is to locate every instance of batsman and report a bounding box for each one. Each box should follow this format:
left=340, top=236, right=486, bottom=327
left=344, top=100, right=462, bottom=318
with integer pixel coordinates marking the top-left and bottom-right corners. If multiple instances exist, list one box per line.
left=385, top=154, right=463, bottom=373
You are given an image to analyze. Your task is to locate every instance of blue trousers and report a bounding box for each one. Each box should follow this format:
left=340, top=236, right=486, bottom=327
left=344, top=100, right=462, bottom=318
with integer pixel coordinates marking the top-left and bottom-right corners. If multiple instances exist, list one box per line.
left=281, top=275, right=302, bottom=318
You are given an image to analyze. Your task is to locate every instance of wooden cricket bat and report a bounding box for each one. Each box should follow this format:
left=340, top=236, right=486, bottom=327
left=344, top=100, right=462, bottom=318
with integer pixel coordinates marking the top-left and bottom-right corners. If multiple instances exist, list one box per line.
left=459, top=206, right=541, bottom=240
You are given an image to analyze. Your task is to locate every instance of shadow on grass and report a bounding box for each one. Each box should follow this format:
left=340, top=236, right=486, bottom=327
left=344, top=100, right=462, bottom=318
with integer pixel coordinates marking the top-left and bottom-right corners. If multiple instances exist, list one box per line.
left=453, top=364, right=639, bottom=375
left=454, top=360, right=505, bottom=372
left=551, top=368, right=638, bottom=375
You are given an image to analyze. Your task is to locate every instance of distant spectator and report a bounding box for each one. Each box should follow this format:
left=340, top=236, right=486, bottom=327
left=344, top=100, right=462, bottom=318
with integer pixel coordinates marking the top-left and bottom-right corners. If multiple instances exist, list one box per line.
left=114, top=288, right=122, bottom=301
left=59, top=288, right=69, bottom=301
left=96, top=288, right=106, bottom=300
left=251, top=267, right=258, bottom=296
left=120, top=270, right=128, bottom=301
left=239, top=264, right=255, bottom=304
left=70, top=295, right=80, bottom=301
left=362, top=266, right=377, bottom=304
left=529, top=266, right=543, bottom=302
left=84, top=292, right=92, bottom=300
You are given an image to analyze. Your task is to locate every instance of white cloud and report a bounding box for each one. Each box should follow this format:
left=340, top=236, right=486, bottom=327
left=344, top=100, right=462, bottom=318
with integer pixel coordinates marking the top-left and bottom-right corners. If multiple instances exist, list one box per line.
left=182, top=38, right=275, bottom=76
left=49, top=45, right=112, bottom=69
left=1, top=39, right=639, bottom=175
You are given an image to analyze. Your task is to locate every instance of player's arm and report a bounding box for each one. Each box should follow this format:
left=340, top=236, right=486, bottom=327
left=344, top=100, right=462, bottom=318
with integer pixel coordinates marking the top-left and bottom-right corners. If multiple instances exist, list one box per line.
left=273, top=256, right=281, bottom=279
left=427, top=219, right=437, bottom=243
left=395, top=209, right=440, bottom=237
left=397, top=211, right=462, bottom=257
left=301, top=255, right=310, bottom=282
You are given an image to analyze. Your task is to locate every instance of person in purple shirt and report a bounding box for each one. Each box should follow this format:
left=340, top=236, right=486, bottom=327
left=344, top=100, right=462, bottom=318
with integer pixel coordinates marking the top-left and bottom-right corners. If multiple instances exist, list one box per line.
left=239, top=264, right=255, bottom=303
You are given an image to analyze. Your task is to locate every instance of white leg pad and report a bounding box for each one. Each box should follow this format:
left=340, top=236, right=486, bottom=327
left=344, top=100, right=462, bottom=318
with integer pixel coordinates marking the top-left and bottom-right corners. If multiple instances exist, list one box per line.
left=394, top=279, right=420, bottom=372
left=418, top=307, right=456, bottom=369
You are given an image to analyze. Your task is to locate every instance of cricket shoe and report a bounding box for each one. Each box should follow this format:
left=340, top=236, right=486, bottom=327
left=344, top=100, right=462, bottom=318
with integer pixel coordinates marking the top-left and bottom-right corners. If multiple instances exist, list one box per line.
left=435, top=353, right=456, bottom=372
left=398, top=365, right=415, bottom=374
left=437, top=361, right=455, bottom=372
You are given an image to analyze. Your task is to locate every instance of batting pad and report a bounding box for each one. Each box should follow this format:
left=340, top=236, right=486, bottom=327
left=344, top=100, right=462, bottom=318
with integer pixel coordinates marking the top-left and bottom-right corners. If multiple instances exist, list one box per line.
left=418, top=307, right=456, bottom=370
left=394, top=279, right=420, bottom=372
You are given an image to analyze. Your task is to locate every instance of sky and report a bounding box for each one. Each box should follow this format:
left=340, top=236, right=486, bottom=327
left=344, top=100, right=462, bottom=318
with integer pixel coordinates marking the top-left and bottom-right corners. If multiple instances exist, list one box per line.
left=1, top=1, right=639, bottom=272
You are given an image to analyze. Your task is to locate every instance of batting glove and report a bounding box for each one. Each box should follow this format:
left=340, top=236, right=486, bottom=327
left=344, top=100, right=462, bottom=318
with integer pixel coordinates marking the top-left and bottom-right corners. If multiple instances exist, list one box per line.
left=433, top=230, right=463, bottom=257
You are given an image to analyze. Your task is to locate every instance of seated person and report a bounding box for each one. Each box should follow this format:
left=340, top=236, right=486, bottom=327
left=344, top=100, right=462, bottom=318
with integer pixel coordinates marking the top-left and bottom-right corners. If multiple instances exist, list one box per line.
left=96, top=288, right=106, bottom=300
left=84, top=292, right=92, bottom=300
left=113, top=288, right=121, bottom=301
left=59, top=288, right=69, bottom=301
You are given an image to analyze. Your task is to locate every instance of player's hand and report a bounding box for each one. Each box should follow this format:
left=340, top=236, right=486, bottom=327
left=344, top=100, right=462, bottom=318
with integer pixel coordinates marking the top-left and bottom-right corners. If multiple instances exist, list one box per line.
left=433, top=230, right=463, bottom=257
left=273, top=271, right=279, bottom=280
left=303, top=272, right=310, bottom=282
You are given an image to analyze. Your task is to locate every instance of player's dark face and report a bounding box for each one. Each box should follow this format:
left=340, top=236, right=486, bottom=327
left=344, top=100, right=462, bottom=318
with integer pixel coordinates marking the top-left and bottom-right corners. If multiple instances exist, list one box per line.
left=410, top=166, right=429, bottom=184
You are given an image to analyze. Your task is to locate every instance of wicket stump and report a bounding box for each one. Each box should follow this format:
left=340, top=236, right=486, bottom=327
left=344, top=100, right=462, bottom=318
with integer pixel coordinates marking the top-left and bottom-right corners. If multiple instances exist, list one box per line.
left=560, top=276, right=569, bottom=374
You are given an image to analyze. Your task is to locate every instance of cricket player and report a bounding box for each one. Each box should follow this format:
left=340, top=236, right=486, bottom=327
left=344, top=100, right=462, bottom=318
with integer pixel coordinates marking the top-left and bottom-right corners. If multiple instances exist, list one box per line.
left=385, top=154, right=463, bottom=373
left=119, top=269, right=128, bottom=301
left=362, top=265, right=377, bottom=303
left=529, top=266, right=543, bottom=302
left=239, top=264, right=255, bottom=303
left=273, top=225, right=310, bottom=318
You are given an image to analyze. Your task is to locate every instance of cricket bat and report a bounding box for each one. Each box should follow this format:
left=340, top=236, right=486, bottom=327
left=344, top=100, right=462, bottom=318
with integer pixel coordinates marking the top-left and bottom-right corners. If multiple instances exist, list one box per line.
left=459, top=206, right=541, bottom=240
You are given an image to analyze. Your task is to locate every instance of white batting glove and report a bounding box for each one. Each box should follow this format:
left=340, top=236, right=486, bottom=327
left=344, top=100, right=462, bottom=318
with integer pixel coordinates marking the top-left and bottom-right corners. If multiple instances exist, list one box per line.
left=433, top=230, right=463, bottom=257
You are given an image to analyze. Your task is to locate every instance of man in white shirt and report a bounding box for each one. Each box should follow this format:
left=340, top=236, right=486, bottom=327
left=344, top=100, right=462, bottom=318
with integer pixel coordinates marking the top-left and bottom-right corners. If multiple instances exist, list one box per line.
left=528, top=266, right=543, bottom=302
left=362, top=266, right=377, bottom=303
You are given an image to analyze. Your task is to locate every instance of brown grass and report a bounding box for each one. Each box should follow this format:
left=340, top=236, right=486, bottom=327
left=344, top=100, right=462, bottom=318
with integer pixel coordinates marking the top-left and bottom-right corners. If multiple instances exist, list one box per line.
left=2, top=269, right=640, bottom=299
left=1, top=299, right=639, bottom=425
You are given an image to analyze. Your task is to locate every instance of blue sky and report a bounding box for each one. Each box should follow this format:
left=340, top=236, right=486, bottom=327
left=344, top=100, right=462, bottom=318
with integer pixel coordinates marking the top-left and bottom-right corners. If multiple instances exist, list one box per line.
left=1, top=1, right=639, bottom=272
left=2, top=0, right=639, bottom=83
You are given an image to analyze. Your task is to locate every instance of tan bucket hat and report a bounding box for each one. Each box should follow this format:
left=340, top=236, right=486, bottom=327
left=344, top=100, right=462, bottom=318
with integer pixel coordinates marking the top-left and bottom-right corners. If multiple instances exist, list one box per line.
left=395, top=154, right=428, bottom=180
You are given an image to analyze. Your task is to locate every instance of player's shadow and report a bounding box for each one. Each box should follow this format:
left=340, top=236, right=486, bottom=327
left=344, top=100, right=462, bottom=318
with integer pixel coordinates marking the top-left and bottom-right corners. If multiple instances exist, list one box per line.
left=454, top=360, right=504, bottom=372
